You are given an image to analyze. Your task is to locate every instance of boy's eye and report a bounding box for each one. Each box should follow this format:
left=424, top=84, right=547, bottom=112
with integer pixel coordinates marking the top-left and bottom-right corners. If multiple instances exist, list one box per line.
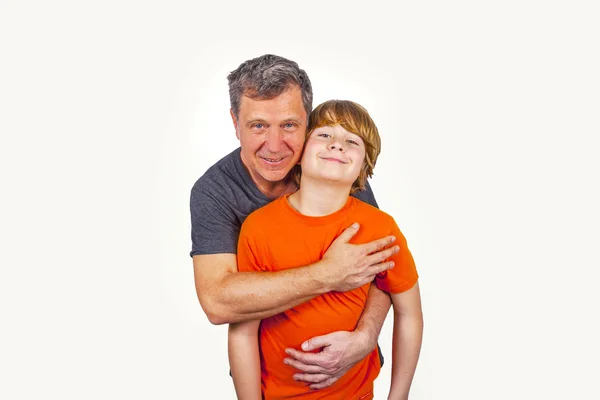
left=347, top=139, right=359, bottom=145
left=317, top=133, right=330, bottom=138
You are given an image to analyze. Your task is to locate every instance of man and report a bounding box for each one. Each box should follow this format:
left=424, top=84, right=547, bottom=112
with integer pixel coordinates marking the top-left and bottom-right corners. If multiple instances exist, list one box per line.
left=190, top=54, right=398, bottom=388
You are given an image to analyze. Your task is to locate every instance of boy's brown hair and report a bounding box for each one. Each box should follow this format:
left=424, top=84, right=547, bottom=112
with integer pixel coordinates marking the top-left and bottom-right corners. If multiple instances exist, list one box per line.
left=294, top=100, right=381, bottom=193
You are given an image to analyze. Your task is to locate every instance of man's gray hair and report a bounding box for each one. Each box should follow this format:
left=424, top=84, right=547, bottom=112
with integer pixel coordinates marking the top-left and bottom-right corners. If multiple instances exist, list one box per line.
left=227, top=54, right=313, bottom=118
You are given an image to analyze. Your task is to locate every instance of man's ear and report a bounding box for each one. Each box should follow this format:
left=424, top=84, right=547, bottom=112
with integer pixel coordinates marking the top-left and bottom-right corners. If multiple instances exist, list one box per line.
left=230, top=109, right=240, bottom=140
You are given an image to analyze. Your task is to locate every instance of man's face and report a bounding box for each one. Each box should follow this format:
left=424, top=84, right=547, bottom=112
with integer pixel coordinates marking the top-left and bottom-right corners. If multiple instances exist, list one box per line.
left=232, top=87, right=307, bottom=188
left=300, top=124, right=366, bottom=187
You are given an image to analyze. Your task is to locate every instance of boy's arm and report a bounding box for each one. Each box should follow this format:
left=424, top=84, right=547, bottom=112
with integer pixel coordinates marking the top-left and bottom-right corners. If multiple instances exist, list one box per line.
left=388, top=282, right=424, bottom=400
left=228, top=320, right=262, bottom=400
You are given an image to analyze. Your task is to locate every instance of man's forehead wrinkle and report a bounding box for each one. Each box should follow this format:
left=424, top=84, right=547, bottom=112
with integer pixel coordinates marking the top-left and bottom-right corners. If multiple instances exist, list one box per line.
left=245, top=114, right=303, bottom=123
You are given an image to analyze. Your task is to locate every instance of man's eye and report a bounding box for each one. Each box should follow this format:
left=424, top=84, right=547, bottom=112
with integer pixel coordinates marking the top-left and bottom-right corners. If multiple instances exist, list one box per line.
left=284, top=123, right=296, bottom=128
left=254, top=123, right=264, bottom=129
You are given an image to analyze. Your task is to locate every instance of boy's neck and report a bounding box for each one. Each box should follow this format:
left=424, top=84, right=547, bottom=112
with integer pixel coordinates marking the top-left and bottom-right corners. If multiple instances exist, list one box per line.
left=288, top=178, right=352, bottom=217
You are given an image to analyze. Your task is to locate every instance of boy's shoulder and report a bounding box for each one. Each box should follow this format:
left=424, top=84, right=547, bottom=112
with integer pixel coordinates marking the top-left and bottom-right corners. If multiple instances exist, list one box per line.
left=349, top=198, right=401, bottom=241
left=351, top=197, right=396, bottom=224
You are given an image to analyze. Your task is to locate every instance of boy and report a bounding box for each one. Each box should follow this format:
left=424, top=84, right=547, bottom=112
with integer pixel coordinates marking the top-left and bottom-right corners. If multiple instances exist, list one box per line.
left=228, top=100, right=423, bottom=399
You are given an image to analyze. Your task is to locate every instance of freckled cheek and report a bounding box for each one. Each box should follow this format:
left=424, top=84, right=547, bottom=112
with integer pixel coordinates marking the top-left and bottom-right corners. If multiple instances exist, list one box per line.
left=349, top=148, right=366, bottom=161
left=288, top=136, right=306, bottom=153
left=301, top=142, right=319, bottom=157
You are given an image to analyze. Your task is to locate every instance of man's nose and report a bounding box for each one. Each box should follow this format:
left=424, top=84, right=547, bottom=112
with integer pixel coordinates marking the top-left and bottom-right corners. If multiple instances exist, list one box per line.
left=264, top=128, right=284, bottom=152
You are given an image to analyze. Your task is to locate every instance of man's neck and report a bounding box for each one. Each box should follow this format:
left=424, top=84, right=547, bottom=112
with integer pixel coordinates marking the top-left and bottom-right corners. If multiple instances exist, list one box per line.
left=256, top=177, right=297, bottom=200
left=288, top=178, right=351, bottom=217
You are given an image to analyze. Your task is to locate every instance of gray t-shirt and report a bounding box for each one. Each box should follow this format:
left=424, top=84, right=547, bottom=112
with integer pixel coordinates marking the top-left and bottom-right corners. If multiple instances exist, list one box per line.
left=190, top=147, right=379, bottom=256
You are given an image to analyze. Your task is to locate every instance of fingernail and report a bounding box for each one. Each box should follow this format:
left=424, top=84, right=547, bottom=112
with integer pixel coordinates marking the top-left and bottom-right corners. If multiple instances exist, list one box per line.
left=293, top=375, right=299, bottom=380
left=395, top=245, right=400, bottom=253
left=284, top=359, right=290, bottom=365
left=390, top=236, right=396, bottom=243
left=301, top=343, right=309, bottom=350
left=389, top=261, right=395, bottom=268
left=352, top=223, right=359, bottom=229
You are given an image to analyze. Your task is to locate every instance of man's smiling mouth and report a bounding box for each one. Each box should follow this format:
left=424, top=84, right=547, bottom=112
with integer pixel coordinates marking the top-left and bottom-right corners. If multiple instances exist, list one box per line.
left=260, top=156, right=288, bottom=165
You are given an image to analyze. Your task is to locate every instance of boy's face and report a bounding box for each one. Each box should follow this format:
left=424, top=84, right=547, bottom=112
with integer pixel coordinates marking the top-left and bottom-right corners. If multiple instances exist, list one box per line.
left=300, top=124, right=366, bottom=188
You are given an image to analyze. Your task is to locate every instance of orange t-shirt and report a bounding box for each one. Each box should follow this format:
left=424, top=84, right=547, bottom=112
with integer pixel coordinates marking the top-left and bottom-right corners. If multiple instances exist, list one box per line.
left=237, top=195, right=419, bottom=400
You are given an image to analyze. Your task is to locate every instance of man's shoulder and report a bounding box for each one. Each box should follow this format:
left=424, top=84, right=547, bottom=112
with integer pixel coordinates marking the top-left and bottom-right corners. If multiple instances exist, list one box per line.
left=350, top=181, right=378, bottom=208
left=191, top=148, right=242, bottom=193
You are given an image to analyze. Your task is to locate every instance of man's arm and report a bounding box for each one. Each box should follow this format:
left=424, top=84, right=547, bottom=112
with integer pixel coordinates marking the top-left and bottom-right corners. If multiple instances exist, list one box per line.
left=388, top=282, right=423, bottom=400
left=194, top=223, right=398, bottom=325
left=283, top=283, right=392, bottom=389
left=228, top=320, right=262, bottom=400
left=194, top=253, right=316, bottom=325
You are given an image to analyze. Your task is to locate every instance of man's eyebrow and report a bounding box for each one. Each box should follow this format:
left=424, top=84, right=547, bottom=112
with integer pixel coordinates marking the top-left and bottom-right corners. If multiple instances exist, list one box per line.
left=245, top=116, right=304, bottom=125
left=281, top=116, right=304, bottom=124
left=245, top=118, right=268, bottom=125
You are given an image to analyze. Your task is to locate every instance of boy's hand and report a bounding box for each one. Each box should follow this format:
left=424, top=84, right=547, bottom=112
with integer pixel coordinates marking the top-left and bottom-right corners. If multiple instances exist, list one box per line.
left=283, top=330, right=373, bottom=389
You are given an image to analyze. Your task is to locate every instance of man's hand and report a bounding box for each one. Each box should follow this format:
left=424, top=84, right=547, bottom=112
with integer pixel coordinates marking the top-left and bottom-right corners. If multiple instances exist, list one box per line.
left=320, top=223, right=399, bottom=292
left=283, top=330, right=375, bottom=389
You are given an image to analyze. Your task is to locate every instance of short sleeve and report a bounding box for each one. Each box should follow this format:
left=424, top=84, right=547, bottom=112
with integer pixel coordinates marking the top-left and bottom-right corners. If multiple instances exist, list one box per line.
left=375, top=220, right=419, bottom=294
left=189, top=180, right=239, bottom=256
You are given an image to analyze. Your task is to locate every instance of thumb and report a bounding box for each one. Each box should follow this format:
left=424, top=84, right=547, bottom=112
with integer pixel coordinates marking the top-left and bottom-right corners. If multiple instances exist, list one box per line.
left=333, top=223, right=360, bottom=244
left=301, top=334, right=333, bottom=351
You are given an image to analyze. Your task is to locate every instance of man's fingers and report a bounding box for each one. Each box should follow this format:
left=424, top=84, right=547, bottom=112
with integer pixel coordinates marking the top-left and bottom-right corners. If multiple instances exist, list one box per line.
left=285, top=348, right=325, bottom=366
left=368, top=260, right=395, bottom=276
left=331, top=223, right=361, bottom=244
left=301, top=333, right=334, bottom=352
left=293, top=373, right=330, bottom=384
left=368, top=244, right=399, bottom=265
left=363, top=235, right=396, bottom=255
left=308, top=376, right=339, bottom=390
left=284, top=357, right=325, bottom=374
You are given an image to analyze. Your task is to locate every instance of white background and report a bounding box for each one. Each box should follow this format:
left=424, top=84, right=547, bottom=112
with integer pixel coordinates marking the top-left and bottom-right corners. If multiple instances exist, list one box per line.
left=1, top=1, right=599, bottom=399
